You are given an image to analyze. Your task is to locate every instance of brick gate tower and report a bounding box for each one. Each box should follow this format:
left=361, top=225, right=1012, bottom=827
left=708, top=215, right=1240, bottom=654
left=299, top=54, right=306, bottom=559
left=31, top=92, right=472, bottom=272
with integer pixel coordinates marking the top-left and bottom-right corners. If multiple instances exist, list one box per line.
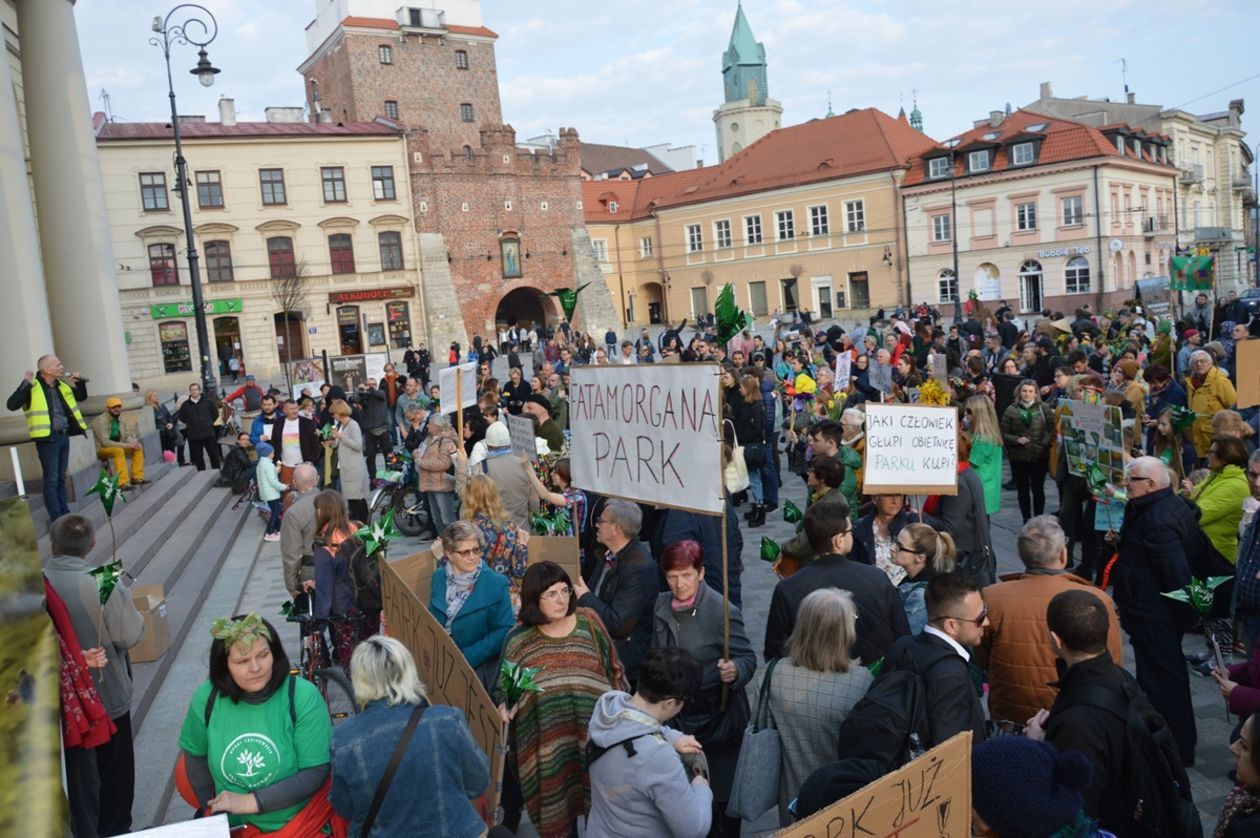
left=299, top=0, right=619, bottom=351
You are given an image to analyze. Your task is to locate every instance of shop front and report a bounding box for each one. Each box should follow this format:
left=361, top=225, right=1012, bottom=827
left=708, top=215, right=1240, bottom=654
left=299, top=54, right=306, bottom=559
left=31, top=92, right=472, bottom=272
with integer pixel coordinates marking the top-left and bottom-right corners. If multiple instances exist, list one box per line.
left=328, top=286, right=419, bottom=354
left=149, top=298, right=244, bottom=378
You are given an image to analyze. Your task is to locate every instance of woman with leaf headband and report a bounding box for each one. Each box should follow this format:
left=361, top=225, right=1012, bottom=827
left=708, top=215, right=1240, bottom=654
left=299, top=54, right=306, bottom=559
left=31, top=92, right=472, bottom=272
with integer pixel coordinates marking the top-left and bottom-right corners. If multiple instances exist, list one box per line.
left=176, top=613, right=338, bottom=835
left=1146, top=407, right=1198, bottom=485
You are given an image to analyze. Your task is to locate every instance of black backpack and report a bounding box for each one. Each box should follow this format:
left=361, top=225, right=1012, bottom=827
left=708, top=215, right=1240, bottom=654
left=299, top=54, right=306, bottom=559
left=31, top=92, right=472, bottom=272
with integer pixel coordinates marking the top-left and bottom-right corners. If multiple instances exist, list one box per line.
left=1057, top=682, right=1202, bottom=838
left=340, top=537, right=382, bottom=613
left=834, top=651, right=939, bottom=770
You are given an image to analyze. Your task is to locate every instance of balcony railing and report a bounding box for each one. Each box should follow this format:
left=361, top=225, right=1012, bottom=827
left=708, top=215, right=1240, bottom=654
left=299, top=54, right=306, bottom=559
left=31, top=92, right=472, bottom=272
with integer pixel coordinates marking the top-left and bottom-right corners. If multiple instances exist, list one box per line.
left=1180, top=164, right=1204, bottom=183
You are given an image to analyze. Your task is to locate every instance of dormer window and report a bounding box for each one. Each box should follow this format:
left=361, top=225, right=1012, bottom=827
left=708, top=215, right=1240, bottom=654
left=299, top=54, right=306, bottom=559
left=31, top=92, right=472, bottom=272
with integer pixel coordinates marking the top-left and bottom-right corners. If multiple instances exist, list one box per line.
left=928, top=157, right=950, bottom=179
left=1132, top=138, right=1142, bottom=158
left=1115, top=135, right=1125, bottom=154
left=968, top=150, right=991, bottom=173
left=608, top=201, right=619, bottom=213
left=1011, top=142, right=1035, bottom=166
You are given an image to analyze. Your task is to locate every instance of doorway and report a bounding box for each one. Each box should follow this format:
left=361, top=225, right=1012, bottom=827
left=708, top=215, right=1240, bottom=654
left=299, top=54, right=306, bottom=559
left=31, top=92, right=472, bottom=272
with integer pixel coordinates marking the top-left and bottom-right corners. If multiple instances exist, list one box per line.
left=641, top=282, right=664, bottom=324
left=214, top=316, right=243, bottom=378
left=273, top=312, right=307, bottom=364
left=495, top=287, right=550, bottom=335
left=1019, top=260, right=1044, bottom=313
left=848, top=272, right=870, bottom=309
left=780, top=278, right=798, bottom=312
left=812, top=277, right=833, bottom=319
left=337, top=305, right=363, bottom=354
left=691, top=286, right=709, bottom=317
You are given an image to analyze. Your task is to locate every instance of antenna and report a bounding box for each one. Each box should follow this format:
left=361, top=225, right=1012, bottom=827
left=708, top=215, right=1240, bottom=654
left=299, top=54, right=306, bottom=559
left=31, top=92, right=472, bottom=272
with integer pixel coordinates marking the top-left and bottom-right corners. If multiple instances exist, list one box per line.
left=98, top=88, right=115, bottom=123
left=1115, top=57, right=1129, bottom=94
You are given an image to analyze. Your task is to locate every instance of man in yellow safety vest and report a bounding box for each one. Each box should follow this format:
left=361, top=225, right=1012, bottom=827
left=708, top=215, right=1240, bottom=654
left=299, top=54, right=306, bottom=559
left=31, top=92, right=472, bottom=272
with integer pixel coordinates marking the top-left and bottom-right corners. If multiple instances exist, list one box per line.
left=6, top=355, right=88, bottom=521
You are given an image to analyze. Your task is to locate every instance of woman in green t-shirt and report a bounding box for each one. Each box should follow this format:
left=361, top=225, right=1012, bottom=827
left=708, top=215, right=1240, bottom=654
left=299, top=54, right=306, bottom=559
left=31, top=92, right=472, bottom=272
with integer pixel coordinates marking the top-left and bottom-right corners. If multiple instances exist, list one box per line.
left=178, top=613, right=335, bottom=834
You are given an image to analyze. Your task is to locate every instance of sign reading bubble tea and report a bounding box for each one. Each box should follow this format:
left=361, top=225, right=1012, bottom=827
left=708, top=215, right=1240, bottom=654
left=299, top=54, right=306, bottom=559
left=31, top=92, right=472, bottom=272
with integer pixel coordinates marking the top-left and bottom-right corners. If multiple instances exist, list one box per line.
left=863, top=403, right=959, bottom=495
left=569, top=364, right=724, bottom=514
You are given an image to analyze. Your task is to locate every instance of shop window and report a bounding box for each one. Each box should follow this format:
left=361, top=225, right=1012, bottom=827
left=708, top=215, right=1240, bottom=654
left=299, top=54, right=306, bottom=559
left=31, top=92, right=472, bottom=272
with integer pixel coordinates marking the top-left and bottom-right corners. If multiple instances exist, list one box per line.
left=387, top=301, right=411, bottom=348
left=159, top=320, right=192, bottom=373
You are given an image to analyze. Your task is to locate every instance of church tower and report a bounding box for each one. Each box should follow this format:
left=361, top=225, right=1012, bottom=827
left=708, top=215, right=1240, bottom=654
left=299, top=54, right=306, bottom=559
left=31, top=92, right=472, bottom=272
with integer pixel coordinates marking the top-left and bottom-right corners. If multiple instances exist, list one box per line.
left=713, top=3, right=782, bottom=162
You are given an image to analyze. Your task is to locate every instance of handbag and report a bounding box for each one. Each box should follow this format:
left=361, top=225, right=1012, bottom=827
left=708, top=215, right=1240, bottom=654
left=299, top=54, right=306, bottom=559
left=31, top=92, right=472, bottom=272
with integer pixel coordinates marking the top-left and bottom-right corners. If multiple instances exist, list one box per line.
left=726, top=658, right=781, bottom=820
left=361, top=703, right=426, bottom=835
left=724, top=419, right=751, bottom=493
left=742, top=442, right=767, bottom=470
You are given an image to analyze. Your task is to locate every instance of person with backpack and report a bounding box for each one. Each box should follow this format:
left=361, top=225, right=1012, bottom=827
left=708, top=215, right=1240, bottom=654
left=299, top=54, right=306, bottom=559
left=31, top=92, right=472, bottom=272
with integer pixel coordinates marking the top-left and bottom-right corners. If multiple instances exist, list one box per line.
left=428, top=521, right=514, bottom=693
left=586, top=646, right=712, bottom=838
left=1027, top=589, right=1202, bottom=838
left=312, top=490, right=374, bottom=676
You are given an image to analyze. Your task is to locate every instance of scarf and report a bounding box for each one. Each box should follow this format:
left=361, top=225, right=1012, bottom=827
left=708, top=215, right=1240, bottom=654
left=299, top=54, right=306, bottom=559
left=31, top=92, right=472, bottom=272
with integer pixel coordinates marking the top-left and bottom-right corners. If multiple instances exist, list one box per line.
left=1018, top=400, right=1037, bottom=427
left=46, top=577, right=115, bottom=749
left=672, top=593, right=699, bottom=611
left=444, top=564, right=481, bottom=629
left=1214, top=785, right=1260, bottom=838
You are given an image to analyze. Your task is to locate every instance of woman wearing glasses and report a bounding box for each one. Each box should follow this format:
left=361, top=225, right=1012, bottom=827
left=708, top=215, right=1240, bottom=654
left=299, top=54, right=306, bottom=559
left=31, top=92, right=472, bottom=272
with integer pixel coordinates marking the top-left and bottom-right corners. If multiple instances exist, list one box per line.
left=428, top=520, right=514, bottom=693
left=498, top=560, right=623, bottom=837
left=889, top=523, right=957, bottom=634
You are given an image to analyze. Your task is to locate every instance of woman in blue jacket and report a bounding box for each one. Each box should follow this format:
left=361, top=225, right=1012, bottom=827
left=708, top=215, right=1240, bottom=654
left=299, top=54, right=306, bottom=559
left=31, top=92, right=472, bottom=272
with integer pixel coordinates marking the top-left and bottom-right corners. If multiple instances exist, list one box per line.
left=429, top=520, right=515, bottom=692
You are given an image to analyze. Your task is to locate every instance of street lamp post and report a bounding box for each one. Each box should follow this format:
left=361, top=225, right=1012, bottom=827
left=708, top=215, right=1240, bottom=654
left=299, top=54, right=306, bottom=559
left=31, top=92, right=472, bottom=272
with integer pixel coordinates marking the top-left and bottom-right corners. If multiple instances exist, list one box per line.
left=1252, top=140, right=1259, bottom=286
left=151, top=5, right=221, bottom=394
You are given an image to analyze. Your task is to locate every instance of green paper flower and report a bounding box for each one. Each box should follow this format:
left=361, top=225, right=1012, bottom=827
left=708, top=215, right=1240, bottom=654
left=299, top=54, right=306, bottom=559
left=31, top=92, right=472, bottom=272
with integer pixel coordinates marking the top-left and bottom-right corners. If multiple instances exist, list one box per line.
left=353, top=508, right=400, bottom=558
left=318, top=422, right=335, bottom=441
left=1169, top=406, right=1197, bottom=435
left=530, top=507, right=571, bottom=536
left=759, top=537, right=781, bottom=563
left=866, top=657, right=885, bottom=677
left=500, top=660, right=543, bottom=709
left=782, top=500, right=803, bottom=524
left=87, top=559, right=125, bottom=606
left=1161, top=576, right=1232, bottom=617
left=209, top=612, right=273, bottom=649
left=280, top=600, right=295, bottom=618
left=715, top=283, right=753, bottom=347
left=546, top=283, right=592, bottom=323
left=87, top=468, right=126, bottom=518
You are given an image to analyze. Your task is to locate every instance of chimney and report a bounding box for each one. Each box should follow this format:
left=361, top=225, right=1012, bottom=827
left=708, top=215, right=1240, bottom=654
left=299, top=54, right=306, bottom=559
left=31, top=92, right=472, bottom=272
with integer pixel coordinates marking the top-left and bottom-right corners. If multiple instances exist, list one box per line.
left=1126, top=91, right=1136, bottom=104
left=1039, top=81, right=1052, bottom=100
left=218, top=97, right=236, bottom=127
left=989, top=110, right=1003, bottom=128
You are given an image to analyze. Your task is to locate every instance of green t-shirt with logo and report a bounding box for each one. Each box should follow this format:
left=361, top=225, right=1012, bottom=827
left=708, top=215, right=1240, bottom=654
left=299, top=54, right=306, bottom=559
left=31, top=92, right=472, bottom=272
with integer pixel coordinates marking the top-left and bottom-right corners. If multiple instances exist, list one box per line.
left=178, top=676, right=332, bottom=832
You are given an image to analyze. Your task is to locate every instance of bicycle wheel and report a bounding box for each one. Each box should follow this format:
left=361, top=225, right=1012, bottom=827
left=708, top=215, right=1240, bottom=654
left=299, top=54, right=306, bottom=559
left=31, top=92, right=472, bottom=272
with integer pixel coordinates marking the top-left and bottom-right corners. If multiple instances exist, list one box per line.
left=312, top=667, right=357, bottom=724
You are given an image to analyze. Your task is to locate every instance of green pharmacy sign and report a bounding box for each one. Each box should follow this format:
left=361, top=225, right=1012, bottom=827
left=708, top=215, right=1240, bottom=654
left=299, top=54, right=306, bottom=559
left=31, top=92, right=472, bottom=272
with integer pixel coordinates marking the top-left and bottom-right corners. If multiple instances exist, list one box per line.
left=150, top=298, right=243, bottom=319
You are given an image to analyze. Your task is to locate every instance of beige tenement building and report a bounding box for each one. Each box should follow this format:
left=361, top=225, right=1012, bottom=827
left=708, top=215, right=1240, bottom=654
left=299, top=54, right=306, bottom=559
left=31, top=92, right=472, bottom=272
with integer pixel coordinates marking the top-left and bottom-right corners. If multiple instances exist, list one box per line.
left=95, top=109, right=428, bottom=391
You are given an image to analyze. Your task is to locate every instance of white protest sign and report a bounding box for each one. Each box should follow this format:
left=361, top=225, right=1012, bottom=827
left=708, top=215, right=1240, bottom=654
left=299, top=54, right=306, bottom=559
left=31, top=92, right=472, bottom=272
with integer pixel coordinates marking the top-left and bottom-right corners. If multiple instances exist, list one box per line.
left=569, top=364, right=723, bottom=514
left=834, top=352, right=852, bottom=388
left=506, top=413, right=538, bottom=462
left=863, top=403, right=959, bottom=495
left=437, top=362, right=477, bottom=414
left=869, top=359, right=893, bottom=393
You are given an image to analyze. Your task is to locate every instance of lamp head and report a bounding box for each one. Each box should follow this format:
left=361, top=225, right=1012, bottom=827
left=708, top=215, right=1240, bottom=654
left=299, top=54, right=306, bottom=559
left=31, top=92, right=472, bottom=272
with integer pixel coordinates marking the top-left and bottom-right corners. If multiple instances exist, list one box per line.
left=191, top=48, right=220, bottom=87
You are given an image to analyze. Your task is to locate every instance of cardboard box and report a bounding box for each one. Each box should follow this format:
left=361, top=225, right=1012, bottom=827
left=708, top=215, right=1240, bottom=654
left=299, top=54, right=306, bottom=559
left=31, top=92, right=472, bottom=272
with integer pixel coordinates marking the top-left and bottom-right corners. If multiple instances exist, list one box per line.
left=129, top=583, right=171, bottom=663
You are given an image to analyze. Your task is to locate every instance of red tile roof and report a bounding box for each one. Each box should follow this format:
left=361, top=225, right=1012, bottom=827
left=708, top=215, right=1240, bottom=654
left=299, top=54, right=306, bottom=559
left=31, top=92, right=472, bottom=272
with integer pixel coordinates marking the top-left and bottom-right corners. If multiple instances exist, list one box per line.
left=339, top=15, right=497, bottom=38
left=902, top=109, right=1173, bottom=186
left=96, top=120, right=401, bottom=141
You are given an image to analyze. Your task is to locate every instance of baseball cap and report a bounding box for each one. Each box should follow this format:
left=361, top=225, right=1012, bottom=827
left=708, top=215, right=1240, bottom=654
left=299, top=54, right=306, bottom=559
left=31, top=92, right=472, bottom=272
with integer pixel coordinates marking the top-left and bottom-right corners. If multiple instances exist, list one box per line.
left=105, top=396, right=123, bottom=408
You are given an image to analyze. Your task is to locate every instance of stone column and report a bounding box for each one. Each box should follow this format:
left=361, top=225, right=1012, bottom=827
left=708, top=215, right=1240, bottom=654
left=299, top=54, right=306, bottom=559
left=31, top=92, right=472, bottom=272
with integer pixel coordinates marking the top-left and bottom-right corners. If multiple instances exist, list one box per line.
left=16, top=0, right=131, bottom=394
left=0, top=30, right=55, bottom=408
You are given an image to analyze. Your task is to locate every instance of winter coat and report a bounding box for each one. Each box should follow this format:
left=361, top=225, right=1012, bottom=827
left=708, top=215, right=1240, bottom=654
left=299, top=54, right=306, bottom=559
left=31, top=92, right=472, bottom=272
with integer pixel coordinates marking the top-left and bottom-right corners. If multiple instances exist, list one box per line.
left=577, top=538, right=658, bottom=682
left=976, top=569, right=1123, bottom=725
left=1190, top=463, right=1249, bottom=562
left=255, top=457, right=286, bottom=503
left=1224, top=636, right=1260, bottom=719
left=936, top=467, right=994, bottom=585
left=760, top=379, right=779, bottom=443
left=176, top=394, right=218, bottom=441
left=417, top=429, right=458, bottom=493
left=968, top=438, right=1003, bottom=515
left=429, top=563, right=514, bottom=670
left=1112, top=486, right=1197, bottom=625
left=1000, top=399, right=1054, bottom=462
left=1186, top=366, right=1237, bottom=457
left=887, top=631, right=987, bottom=749
left=655, top=501, right=743, bottom=608
left=331, top=418, right=369, bottom=501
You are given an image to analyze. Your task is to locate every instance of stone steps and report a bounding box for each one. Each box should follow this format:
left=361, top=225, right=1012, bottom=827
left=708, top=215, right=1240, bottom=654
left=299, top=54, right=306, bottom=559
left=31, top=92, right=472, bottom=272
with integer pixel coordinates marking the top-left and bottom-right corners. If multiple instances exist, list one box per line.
left=35, top=460, right=182, bottom=558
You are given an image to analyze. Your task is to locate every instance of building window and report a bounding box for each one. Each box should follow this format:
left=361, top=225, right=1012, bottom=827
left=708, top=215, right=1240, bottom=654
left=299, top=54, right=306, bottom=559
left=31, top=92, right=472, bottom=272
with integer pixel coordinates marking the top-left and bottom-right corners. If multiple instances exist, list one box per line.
left=139, top=172, right=169, bottom=211
left=259, top=168, right=286, bottom=205
left=159, top=321, right=192, bottom=373
left=775, top=210, right=795, bottom=241
left=455, top=49, right=468, bottom=69
left=937, top=269, right=959, bottom=303
left=592, top=239, right=609, bottom=262
left=1011, top=142, right=1035, bottom=166
left=809, top=204, right=829, bottom=236
left=744, top=214, right=763, bottom=245
left=378, top=231, right=403, bottom=270
left=1016, top=201, right=1037, bottom=231
left=1062, top=195, right=1083, bottom=226
left=932, top=214, right=951, bottom=242
left=321, top=167, right=347, bottom=203
left=195, top=170, right=224, bottom=208
left=640, top=236, right=653, bottom=258
left=714, top=219, right=732, bottom=249
left=749, top=280, right=768, bottom=316
left=379, top=45, right=392, bottom=64
left=204, top=240, right=233, bottom=282
left=329, top=233, right=355, bottom=274
left=686, top=224, right=703, bottom=253
left=845, top=200, right=865, bottom=233
left=267, top=236, right=296, bottom=278
left=968, top=150, right=990, bottom=173
left=608, top=201, right=619, bottom=213
left=1065, top=256, right=1091, bottom=293
left=460, top=103, right=475, bottom=123
left=928, top=157, right=950, bottom=179
left=371, top=166, right=396, bottom=200
left=148, top=243, right=179, bottom=286
left=384, top=100, right=398, bottom=119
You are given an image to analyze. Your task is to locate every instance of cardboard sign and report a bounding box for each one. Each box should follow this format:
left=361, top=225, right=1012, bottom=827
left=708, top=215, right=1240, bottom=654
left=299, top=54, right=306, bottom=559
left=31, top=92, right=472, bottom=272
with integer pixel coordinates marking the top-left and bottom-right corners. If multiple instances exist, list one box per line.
left=381, top=551, right=505, bottom=826
left=527, top=535, right=582, bottom=581
left=834, top=353, right=852, bottom=388
left=1237, top=338, right=1260, bottom=408
left=863, top=403, right=959, bottom=495
left=569, top=363, right=724, bottom=514
left=778, top=732, right=972, bottom=837
left=1058, top=399, right=1125, bottom=486
left=507, top=413, right=538, bottom=462
left=287, top=357, right=326, bottom=402
left=868, top=360, right=893, bottom=394
left=438, top=362, right=478, bottom=415
left=929, top=353, right=948, bottom=385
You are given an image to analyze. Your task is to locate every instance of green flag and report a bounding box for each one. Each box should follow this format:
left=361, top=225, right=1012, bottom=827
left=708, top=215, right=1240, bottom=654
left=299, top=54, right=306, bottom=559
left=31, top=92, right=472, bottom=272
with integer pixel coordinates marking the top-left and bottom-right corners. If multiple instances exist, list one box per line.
left=87, top=468, right=125, bottom=518
left=714, top=283, right=753, bottom=347
left=1170, top=255, right=1214, bottom=290
left=546, top=283, right=592, bottom=323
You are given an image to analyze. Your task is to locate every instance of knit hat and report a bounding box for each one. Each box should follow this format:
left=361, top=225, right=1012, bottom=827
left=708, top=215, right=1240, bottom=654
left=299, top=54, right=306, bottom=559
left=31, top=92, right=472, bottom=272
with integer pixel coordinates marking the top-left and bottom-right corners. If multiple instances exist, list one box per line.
left=971, top=737, right=1092, bottom=838
left=485, top=422, right=511, bottom=448
left=1116, top=359, right=1140, bottom=380
left=256, top=441, right=273, bottom=457
left=1182, top=328, right=1200, bottom=341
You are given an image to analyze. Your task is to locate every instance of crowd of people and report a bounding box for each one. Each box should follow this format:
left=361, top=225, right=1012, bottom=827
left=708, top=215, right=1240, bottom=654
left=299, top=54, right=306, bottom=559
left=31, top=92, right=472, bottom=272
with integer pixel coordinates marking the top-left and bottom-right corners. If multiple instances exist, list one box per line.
left=27, top=292, right=1260, bottom=838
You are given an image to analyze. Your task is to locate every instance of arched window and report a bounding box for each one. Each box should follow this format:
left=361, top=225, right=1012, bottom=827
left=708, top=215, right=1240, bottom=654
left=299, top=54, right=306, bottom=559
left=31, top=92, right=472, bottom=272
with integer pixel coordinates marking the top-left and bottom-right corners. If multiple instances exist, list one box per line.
left=1065, top=256, right=1090, bottom=294
left=937, top=269, right=958, bottom=303
left=1018, top=260, right=1044, bottom=313
left=204, top=240, right=233, bottom=282
left=463, top=145, right=474, bottom=161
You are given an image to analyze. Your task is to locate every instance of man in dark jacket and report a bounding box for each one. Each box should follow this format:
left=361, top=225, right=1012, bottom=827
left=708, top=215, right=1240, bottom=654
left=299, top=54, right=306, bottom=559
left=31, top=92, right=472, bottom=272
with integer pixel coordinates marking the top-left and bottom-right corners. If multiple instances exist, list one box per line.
left=763, top=500, right=908, bottom=661
left=886, top=571, right=988, bottom=749
left=575, top=499, right=658, bottom=683
left=654, top=496, right=743, bottom=608
left=997, top=311, right=1019, bottom=349
left=269, top=398, right=322, bottom=484
left=1111, top=455, right=1197, bottom=764
left=356, top=380, right=391, bottom=473
left=175, top=382, right=221, bottom=470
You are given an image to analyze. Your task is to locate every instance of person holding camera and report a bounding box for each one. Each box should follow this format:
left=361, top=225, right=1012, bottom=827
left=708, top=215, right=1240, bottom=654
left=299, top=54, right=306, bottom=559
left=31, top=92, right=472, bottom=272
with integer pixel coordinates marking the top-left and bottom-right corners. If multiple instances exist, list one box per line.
left=355, top=379, right=391, bottom=474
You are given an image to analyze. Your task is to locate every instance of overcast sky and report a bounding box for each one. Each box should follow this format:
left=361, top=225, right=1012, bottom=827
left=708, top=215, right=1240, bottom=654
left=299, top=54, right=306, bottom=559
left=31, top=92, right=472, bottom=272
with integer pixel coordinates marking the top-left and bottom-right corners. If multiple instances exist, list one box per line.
left=78, top=0, right=1260, bottom=165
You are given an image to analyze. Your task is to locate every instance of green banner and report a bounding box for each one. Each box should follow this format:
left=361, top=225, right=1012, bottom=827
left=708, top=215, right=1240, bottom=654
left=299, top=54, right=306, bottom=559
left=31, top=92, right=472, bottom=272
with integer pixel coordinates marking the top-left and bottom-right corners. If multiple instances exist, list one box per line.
left=1169, top=255, right=1214, bottom=290
left=149, top=298, right=243, bottom=319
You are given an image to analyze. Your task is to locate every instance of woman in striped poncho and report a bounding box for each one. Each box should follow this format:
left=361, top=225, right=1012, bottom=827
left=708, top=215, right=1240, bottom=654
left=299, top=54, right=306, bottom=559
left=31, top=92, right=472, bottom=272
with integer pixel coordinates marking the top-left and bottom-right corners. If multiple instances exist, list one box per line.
left=499, top=560, right=622, bottom=837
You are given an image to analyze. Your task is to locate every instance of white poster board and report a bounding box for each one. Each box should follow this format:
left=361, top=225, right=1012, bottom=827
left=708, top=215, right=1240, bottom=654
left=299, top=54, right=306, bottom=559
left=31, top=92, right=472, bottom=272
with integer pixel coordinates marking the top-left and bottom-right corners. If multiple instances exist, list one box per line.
left=863, top=403, right=959, bottom=495
left=438, top=362, right=478, bottom=415
left=507, top=413, right=538, bottom=462
left=569, top=363, right=724, bottom=514
left=834, top=352, right=851, bottom=388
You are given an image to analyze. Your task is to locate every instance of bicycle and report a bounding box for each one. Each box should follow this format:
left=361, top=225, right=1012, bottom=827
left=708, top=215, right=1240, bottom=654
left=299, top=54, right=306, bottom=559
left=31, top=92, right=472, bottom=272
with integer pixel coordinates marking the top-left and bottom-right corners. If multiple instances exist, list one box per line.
left=285, top=594, right=357, bottom=725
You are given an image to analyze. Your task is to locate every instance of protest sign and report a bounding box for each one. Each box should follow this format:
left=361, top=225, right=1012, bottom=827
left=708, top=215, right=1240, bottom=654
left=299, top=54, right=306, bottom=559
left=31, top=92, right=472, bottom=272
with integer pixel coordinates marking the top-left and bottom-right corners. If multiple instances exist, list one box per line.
left=834, top=352, right=851, bottom=388
left=527, top=535, right=582, bottom=581
left=929, top=353, right=948, bottom=386
left=777, top=732, right=972, bottom=838
left=330, top=355, right=367, bottom=391
left=507, top=414, right=538, bottom=462
left=438, top=362, right=478, bottom=415
left=863, top=403, right=959, bottom=495
left=569, top=364, right=724, bottom=514
left=287, top=357, right=326, bottom=402
left=1237, top=339, right=1260, bottom=408
left=868, top=360, right=893, bottom=394
left=1058, top=399, right=1124, bottom=485
left=382, top=550, right=504, bottom=826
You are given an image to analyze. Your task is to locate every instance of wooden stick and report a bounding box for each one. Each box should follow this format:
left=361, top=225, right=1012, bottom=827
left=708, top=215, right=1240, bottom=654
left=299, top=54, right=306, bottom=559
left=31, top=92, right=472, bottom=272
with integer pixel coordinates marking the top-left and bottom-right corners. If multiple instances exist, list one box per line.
left=720, top=503, right=730, bottom=711
left=456, top=367, right=465, bottom=442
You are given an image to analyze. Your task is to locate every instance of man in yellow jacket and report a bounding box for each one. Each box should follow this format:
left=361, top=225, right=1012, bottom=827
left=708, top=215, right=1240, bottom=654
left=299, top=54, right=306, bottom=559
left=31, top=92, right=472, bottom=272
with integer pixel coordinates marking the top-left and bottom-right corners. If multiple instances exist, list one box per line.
left=6, top=354, right=87, bottom=521
left=91, top=396, right=146, bottom=489
left=1186, top=349, right=1237, bottom=459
